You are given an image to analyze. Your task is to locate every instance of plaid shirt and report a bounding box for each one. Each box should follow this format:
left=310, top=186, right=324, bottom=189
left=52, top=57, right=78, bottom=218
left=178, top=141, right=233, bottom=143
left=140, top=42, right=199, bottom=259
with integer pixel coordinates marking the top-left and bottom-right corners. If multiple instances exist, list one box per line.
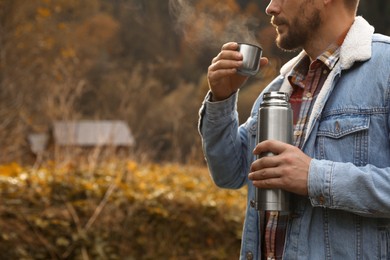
left=290, top=44, right=342, bottom=148
left=262, top=40, right=343, bottom=260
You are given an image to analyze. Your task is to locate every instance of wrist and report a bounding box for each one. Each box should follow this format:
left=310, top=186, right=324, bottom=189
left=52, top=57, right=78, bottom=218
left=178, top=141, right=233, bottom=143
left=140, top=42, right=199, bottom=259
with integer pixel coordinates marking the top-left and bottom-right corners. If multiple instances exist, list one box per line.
left=210, top=91, right=235, bottom=102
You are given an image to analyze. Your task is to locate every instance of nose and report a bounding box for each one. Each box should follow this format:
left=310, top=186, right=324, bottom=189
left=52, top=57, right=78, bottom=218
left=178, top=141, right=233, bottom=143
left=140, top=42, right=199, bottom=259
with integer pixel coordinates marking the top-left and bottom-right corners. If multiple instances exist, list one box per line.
left=266, top=0, right=281, bottom=16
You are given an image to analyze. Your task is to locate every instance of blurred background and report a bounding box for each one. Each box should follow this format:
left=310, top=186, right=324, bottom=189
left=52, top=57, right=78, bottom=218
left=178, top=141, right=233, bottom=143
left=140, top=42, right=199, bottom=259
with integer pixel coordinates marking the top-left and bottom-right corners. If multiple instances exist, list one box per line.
left=0, top=0, right=389, bottom=259
left=1, top=0, right=388, bottom=165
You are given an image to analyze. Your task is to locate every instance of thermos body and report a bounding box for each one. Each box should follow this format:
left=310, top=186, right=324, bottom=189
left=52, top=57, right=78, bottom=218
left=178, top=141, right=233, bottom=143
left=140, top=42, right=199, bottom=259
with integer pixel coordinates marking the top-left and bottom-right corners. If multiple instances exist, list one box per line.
left=255, top=92, right=293, bottom=212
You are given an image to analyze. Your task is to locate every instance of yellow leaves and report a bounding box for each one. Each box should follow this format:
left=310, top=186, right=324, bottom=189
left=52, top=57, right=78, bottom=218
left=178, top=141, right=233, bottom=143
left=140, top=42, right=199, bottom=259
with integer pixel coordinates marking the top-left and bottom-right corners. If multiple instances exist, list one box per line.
left=148, top=206, right=169, bottom=218
left=34, top=217, right=49, bottom=229
left=56, top=236, right=70, bottom=247
left=14, top=23, right=33, bottom=37
left=36, top=7, right=51, bottom=18
left=126, top=160, right=138, bottom=172
left=0, top=160, right=245, bottom=259
left=124, top=161, right=246, bottom=213
left=40, top=36, right=55, bottom=50
left=82, top=182, right=96, bottom=191
left=0, top=160, right=246, bottom=222
left=61, top=47, right=76, bottom=59
left=75, top=13, right=120, bottom=55
left=0, top=162, right=23, bottom=177
left=57, top=22, right=67, bottom=30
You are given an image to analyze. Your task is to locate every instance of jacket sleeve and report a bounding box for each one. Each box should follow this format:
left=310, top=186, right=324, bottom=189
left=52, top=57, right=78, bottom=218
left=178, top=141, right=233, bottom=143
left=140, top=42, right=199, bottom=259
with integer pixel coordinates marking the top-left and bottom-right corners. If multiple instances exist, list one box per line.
left=198, top=91, right=250, bottom=189
left=308, top=159, right=390, bottom=218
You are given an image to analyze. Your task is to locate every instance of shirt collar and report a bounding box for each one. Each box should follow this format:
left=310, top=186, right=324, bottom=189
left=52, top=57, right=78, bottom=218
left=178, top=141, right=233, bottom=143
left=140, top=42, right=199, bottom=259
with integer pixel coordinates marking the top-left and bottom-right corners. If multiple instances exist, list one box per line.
left=319, top=28, right=348, bottom=70
left=288, top=29, right=348, bottom=86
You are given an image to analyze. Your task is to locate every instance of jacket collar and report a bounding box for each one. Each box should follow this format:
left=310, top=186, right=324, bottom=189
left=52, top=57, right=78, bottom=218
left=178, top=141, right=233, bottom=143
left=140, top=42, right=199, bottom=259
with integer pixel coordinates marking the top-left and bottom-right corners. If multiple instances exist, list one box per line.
left=339, top=16, right=374, bottom=69
left=279, top=16, right=374, bottom=76
left=277, top=16, right=375, bottom=147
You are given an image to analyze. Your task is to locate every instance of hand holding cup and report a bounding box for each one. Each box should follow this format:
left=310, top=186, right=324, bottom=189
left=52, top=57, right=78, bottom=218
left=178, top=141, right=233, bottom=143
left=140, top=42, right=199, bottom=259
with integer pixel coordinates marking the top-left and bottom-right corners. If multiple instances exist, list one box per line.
left=207, top=42, right=267, bottom=101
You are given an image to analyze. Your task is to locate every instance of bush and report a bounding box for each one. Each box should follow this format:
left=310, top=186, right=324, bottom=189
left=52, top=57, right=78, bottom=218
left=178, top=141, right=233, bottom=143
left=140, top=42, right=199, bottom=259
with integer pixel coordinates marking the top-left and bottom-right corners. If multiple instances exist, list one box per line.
left=0, top=161, right=246, bottom=259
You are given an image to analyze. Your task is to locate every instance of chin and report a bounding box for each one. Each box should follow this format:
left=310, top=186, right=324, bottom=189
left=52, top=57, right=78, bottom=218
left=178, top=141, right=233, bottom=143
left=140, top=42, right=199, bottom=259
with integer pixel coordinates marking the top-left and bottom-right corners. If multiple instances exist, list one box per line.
left=276, top=37, right=300, bottom=52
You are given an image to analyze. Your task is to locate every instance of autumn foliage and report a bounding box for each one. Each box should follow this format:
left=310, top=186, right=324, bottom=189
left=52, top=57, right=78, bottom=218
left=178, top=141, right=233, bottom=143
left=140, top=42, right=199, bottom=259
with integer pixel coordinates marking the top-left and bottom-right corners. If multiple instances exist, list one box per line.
left=0, top=161, right=246, bottom=259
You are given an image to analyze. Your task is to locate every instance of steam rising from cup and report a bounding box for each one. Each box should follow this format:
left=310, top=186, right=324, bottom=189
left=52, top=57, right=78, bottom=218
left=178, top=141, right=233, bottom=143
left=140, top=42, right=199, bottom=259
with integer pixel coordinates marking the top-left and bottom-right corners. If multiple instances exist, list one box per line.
left=169, top=0, right=262, bottom=51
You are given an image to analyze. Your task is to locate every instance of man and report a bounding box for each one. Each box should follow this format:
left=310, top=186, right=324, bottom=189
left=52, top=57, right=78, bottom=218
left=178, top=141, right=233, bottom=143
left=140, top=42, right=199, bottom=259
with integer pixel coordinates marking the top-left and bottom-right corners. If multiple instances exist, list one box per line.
left=198, top=0, right=390, bottom=259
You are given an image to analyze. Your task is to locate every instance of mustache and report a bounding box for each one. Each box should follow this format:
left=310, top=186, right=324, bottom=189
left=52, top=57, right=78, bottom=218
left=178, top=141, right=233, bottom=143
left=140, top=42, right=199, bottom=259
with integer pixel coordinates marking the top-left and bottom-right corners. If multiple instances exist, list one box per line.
left=271, top=16, right=289, bottom=27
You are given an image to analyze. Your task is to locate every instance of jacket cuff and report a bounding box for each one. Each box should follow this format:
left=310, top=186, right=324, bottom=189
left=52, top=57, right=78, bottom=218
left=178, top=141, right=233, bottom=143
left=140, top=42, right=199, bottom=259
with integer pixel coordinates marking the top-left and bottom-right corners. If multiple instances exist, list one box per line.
left=200, top=90, right=239, bottom=122
left=308, top=159, right=334, bottom=207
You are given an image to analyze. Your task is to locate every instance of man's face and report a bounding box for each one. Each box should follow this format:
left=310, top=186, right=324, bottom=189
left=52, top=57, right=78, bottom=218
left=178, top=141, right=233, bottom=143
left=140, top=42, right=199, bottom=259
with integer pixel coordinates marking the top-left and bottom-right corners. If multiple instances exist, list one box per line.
left=269, top=0, right=322, bottom=51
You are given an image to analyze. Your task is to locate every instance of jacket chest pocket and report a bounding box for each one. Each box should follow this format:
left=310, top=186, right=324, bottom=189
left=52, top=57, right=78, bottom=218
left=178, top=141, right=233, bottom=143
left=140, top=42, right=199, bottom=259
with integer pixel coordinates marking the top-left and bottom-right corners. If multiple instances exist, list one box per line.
left=379, top=227, right=390, bottom=260
left=316, top=114, right=370, bottom=166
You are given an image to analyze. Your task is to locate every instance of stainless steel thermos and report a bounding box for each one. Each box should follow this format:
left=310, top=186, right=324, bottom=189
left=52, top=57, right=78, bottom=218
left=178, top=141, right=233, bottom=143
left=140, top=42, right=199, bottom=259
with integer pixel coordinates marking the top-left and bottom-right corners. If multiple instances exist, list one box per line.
left=255, top=91, right=293, bottom=212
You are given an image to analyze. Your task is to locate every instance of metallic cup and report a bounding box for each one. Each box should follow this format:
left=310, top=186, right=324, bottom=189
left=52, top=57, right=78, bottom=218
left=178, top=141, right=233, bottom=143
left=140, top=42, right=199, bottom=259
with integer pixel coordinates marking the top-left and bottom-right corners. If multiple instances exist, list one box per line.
left=237, top=43, right=262, bottom=77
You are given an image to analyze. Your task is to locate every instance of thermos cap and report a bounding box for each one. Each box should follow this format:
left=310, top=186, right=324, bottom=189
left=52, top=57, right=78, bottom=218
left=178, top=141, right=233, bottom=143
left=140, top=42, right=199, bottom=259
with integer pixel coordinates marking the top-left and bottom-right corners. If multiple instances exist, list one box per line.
left=262, top=92, right=290, bottom=107
left=263, top=91, right=289, bottom=101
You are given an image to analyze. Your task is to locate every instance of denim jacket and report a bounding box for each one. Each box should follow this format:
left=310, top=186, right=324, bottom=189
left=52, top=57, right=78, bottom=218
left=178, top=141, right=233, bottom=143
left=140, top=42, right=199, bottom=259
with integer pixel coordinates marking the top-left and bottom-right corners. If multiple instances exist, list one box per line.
left=199, top=17, right=390, bottom=259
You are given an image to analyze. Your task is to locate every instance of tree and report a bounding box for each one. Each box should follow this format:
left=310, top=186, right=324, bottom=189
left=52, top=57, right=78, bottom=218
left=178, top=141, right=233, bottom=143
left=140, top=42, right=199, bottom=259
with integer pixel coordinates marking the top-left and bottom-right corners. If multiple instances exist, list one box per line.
left=0, top=0, right=106, bottom=162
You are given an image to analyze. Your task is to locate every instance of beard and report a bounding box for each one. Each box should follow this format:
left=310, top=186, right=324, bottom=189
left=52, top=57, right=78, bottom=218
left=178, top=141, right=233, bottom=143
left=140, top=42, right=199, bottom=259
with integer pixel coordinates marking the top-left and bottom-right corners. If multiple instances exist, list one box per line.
left=271, top=3, right=322, bottom=51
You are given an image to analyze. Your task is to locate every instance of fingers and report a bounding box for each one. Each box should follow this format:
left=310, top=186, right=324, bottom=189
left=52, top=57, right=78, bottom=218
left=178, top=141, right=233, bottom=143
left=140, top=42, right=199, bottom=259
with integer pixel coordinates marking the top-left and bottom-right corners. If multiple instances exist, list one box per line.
left=215, top=42, right=242, bottom=62
left=207, top=42, right=269, bottom=101
left=253, top=139, right=287, bottom=156
left=249, top=140, right=311, bottom=195
left=248, top=155, right=285, bottom=191
left=249, top=140, right=289, bottom=184
left=260, top=57, right=269, bottom=67
left=208, top=59, right=242, bottom=75
left=250, top=175, right=280, bottom=189
left=209, top=42, right=270, bottom=76
left=210, top=42, right=269, bottom=73
left=250, top=153, right=279, bottom=172
left=221, top=42, right=240, bottom=51
left=249, top=154, right=281, bottom=179
left=207, top=44, right=242, bottom=87
left=209, top=44, right=243, bottom=72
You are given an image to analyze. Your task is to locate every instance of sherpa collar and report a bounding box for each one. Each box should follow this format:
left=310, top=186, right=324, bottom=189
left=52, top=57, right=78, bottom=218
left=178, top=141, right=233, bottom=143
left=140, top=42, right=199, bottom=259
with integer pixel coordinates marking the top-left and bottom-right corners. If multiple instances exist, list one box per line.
left=277, top=16, right=375, bottom=144
left=279, top=16, right=374, bottom=76
left=278, top=16, right=374, bottom=94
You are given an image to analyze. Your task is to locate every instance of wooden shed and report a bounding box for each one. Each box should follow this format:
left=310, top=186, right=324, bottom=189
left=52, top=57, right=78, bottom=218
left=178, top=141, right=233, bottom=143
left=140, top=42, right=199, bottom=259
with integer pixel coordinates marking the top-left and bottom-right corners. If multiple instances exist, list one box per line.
left=53, top=120, right=135, bottom=147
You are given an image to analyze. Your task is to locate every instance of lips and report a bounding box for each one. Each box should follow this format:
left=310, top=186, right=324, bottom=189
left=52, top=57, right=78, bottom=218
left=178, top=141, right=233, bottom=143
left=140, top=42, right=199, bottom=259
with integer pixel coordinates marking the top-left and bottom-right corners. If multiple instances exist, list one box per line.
left=271, top=17, right=288, bottom=28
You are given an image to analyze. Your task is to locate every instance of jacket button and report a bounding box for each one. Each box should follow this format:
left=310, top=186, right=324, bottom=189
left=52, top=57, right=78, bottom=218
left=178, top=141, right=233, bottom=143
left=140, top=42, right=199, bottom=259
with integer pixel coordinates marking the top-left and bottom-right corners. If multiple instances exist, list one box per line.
left=250, top=123, right=257, bottom=132
left=246, top=251, right=254, bottom=260
left=250, top=200, right=255, bottom=208
left=319, top=195, right=325, bottom=205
